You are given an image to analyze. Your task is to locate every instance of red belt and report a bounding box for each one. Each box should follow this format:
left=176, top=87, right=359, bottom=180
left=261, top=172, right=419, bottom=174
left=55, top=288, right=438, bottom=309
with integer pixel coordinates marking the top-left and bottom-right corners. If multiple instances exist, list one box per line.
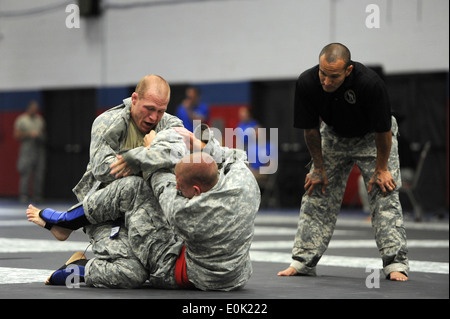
left=175, top=245, right=193, bottom=288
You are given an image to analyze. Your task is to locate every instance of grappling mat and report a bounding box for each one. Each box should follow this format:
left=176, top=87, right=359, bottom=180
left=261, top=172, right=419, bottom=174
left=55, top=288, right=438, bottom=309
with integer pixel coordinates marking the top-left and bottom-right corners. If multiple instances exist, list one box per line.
left=0, top=199, right=448, bottom=302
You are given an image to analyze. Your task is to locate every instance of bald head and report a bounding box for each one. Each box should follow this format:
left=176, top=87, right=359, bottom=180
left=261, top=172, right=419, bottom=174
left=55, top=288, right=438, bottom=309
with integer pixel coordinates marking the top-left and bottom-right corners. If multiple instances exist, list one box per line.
left=319, top=43, right=351, bottom=68
left=135, top=74, right=171, bottom=104
left=175, top=152, right=219, bottom=196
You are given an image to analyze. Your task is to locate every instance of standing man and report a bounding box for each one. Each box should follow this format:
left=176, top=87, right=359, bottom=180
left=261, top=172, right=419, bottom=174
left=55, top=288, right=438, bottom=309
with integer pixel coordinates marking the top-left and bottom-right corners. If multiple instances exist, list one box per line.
left=14, top=100, right=46, bottom=203
left=176, top=86, right=209, bottom=132
left=278, top=43, right=409, bottom=281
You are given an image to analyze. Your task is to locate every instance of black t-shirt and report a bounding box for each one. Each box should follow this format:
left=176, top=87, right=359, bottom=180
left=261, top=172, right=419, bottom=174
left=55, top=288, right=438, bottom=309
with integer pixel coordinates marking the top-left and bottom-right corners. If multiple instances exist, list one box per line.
left=293, top=61, right=392, bottom=137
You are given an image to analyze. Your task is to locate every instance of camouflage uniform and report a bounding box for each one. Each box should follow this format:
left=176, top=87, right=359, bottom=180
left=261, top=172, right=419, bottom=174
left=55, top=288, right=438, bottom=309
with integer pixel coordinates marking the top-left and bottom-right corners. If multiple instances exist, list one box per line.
left=290, top=116, right=409, bottom=277
left=72, top=97, right=183, bottom=200
left=14, top=111, right=46, bottom=201
left=84, top=129, right=261, bottom=291
left=72, top=98, right=182, bottom=288
left=83, top=222, right=149, bottom=288
left=83, top=175, right=181, bottom=289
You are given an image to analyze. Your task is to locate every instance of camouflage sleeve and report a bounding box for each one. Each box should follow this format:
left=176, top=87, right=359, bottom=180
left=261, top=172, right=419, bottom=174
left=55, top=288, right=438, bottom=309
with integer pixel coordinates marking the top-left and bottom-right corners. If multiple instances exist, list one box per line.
left=151, top=170, right=189, bottom=223
left=120, top=112, right=184, bottom=178
left=121, top=129, right=188, bottom=180
left=89, top=110, right=125, bottom=184
left=154, top=112, right=184, bottom=133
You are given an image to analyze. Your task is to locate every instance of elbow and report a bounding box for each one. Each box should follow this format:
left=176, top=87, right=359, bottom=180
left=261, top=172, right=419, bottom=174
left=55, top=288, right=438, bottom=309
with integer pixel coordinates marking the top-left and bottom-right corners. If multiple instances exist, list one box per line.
left=92, top=163, right=115, bottom=183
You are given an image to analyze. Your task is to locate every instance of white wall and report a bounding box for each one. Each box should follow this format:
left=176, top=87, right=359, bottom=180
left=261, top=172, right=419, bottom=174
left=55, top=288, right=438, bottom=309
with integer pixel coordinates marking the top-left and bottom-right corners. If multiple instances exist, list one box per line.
left=0, top=0, right=448, bottom=90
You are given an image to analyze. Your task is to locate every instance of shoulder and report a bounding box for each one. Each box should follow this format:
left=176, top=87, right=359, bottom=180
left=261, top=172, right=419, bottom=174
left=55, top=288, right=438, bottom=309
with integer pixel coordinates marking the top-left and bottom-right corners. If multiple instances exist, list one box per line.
left=298, top=65, right=319, bottom=83
left=351, top=61, right=385, bottom=89
left=93, top=102, right=128, bottom=126
left=15, top=114, right=26, bottom=123
left=90, top=102, right=129, bottom=140
left=296, top=65, right=320, bottom=93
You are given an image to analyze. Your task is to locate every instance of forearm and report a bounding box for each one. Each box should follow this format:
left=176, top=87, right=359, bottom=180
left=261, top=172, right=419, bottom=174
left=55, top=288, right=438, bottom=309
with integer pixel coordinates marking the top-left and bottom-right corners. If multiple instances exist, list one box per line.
left=374, top=131, right=392, bottom=171
left=304, top=128, right=324, bottom=169
left=151, top=171, right=188, bottom=222
left=368, top=131, right=396, bottom=195
left=156, top=113, right=184, bottom=132
left=122, top=130, right=188, bottom=179
left=122, top=144, right=184, bottom=179
left=14, top=129, right=40, bottom=140
left=14, top=129, right=27, bottom=140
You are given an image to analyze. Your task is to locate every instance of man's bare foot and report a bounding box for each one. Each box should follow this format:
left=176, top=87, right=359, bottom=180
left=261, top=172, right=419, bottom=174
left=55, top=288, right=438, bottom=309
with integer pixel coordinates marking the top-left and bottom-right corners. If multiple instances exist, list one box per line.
left=26, top=204, right=46, bottom=227
left=26, top=204, right=72, bottom=241
left=389, top=271, right=408, bottom=281
left=277, top=266, right=298, bottom=276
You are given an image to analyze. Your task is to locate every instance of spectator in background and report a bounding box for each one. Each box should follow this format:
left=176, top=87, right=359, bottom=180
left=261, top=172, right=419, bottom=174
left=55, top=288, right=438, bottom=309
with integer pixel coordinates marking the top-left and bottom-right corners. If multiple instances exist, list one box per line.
left=236, top=106, right=277, bottom=184
left=14, top=100, right=46, bottom=203
left=176, top=86, right=209, bottom=132
left=236, top=106, right=260, bottom=150
left=237, top=106, right=260, bottom=174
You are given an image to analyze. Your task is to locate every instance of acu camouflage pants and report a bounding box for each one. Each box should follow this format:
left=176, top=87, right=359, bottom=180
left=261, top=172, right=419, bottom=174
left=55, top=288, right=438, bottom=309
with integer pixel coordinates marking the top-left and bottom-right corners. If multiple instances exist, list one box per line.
left=83, top=176, right=183, bottom=289
left=291, top=116, right=409, bottom=277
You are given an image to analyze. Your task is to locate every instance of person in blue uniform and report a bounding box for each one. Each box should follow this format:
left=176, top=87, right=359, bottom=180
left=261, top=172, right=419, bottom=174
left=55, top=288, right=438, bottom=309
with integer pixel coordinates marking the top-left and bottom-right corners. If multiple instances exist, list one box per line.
left=176, top=86, right=209, bottom=132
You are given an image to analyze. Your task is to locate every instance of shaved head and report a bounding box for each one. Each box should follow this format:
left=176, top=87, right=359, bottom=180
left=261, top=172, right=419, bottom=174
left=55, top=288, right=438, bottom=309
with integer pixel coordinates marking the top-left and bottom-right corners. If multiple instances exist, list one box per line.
left=135, top=74, right=171, bottom=104
left=319, top=43, right=351, bottom=68
left=175, top=152, right=219, bottom=194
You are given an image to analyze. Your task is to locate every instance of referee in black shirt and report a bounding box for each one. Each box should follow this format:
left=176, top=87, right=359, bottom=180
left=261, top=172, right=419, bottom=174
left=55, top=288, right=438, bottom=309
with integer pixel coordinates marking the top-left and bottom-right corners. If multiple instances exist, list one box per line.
left=278, top=43, right=409, bottom=281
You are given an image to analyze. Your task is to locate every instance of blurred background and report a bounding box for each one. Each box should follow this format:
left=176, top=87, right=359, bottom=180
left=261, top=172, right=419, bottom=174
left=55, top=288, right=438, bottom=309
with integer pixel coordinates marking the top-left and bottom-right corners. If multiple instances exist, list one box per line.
left=0, top=0, right=448, bottom=218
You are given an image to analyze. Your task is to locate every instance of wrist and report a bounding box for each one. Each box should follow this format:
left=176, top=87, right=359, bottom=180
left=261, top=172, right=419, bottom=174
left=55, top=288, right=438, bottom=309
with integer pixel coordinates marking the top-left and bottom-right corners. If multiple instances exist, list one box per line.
left=312, top=162, right=324, bottom=171
left=374, top=165, right=388, bottom=172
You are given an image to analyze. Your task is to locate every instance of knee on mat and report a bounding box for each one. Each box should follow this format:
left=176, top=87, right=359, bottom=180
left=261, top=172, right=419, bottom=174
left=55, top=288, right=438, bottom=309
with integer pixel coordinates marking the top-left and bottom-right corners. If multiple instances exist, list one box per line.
left=110, top=262, right=148, bottom=288
left=86, top=258, right=148, bottom=289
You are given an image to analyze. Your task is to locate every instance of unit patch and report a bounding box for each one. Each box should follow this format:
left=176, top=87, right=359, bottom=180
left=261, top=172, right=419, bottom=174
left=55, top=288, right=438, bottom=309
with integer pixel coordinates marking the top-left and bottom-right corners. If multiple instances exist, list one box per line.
left=344, top=89, right=356, bottom=104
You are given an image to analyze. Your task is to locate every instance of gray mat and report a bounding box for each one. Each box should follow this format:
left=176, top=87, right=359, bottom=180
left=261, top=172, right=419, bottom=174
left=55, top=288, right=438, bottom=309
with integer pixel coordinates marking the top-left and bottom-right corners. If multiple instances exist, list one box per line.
left=1, top=200, right=448, bottom=302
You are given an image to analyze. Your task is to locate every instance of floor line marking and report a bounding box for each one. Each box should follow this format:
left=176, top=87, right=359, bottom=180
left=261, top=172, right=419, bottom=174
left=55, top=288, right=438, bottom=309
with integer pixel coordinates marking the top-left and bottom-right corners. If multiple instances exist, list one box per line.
left=254, top=227, right=365, bottom=236
left=0, top=267, right=54, bottom=284
left=249, top=251, right=449, bottom=275
left=250, top=239, right=449, bottom=249
left=0, top=238, right=90, bottom=253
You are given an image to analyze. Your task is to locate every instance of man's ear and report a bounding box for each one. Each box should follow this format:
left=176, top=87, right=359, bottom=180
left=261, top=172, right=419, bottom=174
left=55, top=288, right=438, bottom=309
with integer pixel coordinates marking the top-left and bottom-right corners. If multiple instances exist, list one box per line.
left=193, top=185, right=201, bottom=196
left=345, top=64, right=354, bottom=77
left=131, top=92, right=138, bottom=105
